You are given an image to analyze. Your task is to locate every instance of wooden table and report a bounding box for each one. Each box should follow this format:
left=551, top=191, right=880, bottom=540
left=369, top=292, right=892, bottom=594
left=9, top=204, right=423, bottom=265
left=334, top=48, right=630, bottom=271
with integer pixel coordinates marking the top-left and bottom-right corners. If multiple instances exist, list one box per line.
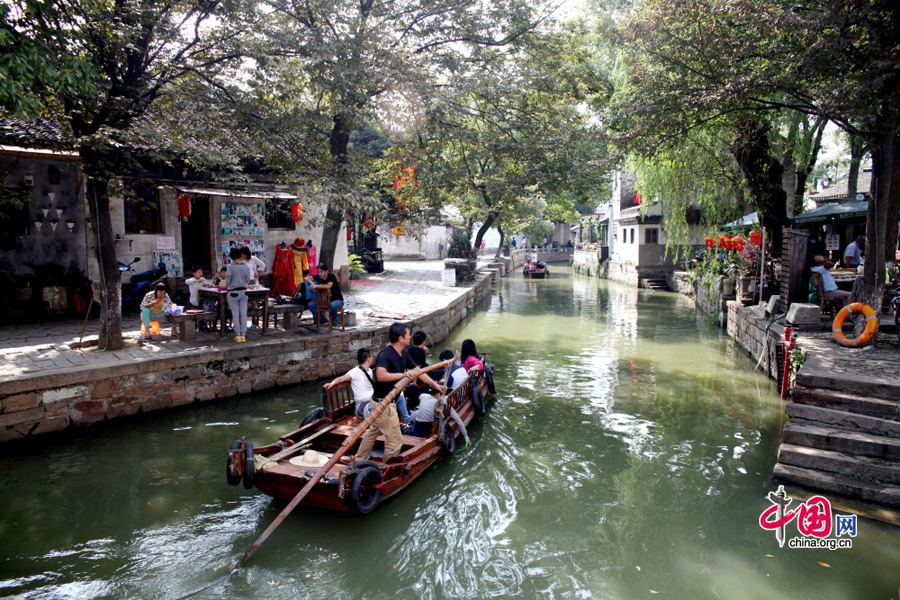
left=198, top=287, right=270, bottom=337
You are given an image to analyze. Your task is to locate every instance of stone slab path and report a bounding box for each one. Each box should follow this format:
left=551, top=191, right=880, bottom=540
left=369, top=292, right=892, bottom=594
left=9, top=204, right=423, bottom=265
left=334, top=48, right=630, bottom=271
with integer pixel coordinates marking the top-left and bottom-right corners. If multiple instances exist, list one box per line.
left=0, top=260, right=475, bottom=383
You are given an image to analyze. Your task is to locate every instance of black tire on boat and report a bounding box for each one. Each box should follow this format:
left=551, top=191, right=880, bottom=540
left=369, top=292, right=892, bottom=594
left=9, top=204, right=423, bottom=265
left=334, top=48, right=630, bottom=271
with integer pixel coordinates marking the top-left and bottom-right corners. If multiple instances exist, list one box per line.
left=439, top=421, right=456, bottom=456
left=485, top=369, right=496, bottom=395
left=300, top=407, right=325, bottom=427
left=346, top=465, right=383, bottom=515
left=242, top=440, right=255, bottom=489
left=471, top=383, right=486, bottom=417
left=226, top=440, right=242, bottom=486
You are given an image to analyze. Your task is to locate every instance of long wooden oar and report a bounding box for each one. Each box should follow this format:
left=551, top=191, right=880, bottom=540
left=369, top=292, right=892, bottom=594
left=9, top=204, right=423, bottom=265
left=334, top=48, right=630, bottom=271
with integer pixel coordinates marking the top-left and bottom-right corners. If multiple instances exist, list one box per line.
left=230, top=359, right=451, bottom=573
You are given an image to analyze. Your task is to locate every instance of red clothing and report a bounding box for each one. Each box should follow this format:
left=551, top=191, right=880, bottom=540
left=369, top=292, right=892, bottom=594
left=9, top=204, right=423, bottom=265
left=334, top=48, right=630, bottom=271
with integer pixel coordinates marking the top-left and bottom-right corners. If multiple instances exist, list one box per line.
left=272, top=245, right=296, bottom=297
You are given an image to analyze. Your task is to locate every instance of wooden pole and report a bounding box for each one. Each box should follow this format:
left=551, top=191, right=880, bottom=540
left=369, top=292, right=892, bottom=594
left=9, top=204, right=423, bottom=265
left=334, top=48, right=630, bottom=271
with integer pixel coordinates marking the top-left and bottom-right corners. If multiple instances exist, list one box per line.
left=230, top=359, right=452, bottom=573
left=78, top=291, right=95, bottom=348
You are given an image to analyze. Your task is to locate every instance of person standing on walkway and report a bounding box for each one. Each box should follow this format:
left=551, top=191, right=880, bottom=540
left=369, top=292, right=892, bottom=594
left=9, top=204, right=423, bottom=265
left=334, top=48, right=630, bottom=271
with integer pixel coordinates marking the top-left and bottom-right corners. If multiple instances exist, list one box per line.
left=305, top=263, right=343, bottom=325
left=843, top=235, right=865, bottom=268
left=226, top=247, right=252, bottom=343
left=374, top=323, right=445, bottom=430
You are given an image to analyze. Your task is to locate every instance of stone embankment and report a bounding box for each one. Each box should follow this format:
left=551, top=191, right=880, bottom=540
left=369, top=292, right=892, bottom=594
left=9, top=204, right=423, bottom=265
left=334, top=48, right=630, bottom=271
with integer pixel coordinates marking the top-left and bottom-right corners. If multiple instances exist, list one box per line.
left=0, top=260, right=498, bottom=446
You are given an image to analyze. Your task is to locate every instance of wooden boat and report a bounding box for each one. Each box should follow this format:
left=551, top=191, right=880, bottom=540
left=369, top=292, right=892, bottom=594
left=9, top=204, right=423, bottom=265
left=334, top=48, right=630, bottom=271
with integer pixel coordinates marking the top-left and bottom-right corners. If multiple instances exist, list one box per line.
left=523, top=261, right=549, bottom=278
left=226, top=357, right=494, bottom=515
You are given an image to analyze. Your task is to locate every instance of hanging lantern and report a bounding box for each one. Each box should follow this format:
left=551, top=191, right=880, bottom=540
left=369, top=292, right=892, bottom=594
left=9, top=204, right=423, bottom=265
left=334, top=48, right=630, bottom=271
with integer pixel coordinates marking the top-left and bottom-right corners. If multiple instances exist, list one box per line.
left=177, top=195, right=191, bottom=221
left=393, top=222, right=407, bottom=236
left=723, top=236, right=734, bottom=251
left=749, top=229, right=762, bottom=246
left=291, top=202, right=304, bottom=224
left=705, top=236, right=715, bottom=248
left=731, top=235, right=745, bottom=252
left=716, top=233, right=729, bottom=248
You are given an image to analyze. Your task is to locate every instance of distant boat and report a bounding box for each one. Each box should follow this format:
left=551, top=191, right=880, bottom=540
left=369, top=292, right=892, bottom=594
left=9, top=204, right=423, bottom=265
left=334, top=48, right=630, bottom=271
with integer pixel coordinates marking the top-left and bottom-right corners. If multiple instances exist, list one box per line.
left=523, top=261, right=549, bottom=278
left=226, top=358, right=494, bottom=515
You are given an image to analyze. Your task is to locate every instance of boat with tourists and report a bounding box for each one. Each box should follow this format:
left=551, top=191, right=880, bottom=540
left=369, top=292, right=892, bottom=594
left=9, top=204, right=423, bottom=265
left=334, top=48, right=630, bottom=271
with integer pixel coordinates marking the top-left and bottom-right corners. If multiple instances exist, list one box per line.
left=523, top=261, right=549, bottom=278
left=225, top=357, right=494, bottom=515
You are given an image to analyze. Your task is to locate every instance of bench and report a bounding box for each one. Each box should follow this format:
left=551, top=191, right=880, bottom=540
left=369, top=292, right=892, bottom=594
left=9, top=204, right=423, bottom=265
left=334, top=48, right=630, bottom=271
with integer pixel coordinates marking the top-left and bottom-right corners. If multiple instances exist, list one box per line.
left=165, top=311, right=217, bottom=341
left=248, top=303, right=307, bottom=330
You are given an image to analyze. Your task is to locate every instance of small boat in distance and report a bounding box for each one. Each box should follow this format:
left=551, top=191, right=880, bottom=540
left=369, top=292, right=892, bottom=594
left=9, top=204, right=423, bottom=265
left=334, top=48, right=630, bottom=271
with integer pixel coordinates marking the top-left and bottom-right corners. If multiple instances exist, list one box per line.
left=523, top=261, right=549, bottom=278
left=226, top=358, right=494, bottom=515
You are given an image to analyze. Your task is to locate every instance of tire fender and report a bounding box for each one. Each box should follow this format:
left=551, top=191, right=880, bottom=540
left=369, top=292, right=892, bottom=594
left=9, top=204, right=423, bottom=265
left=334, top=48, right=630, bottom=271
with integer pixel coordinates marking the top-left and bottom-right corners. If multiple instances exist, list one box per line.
left=300, top=407, right=325, bottom=427
left=439, top=421, right=456, bottom=456
left=226, top=440, right=242, bottom=486
left=345, top=465, right=383, bottom=515
left=471, top=382, right=486, bottom=416
left=242, top=440, right=255, bottom=489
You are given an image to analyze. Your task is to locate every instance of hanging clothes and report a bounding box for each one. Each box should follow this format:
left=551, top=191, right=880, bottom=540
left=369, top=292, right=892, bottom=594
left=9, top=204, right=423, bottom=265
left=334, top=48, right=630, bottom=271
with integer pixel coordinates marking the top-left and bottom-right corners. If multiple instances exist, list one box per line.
left=272, top=244, right=296, bottom=297
left=307, top=242, right=317, bottom=277
left=290, top=238, right=308, bottom=289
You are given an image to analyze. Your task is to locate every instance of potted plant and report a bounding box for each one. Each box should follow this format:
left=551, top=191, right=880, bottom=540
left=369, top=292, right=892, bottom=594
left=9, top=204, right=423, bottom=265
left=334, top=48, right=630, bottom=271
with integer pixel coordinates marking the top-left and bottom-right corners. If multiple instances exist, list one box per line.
left=723, top=260, right=739, bottom=296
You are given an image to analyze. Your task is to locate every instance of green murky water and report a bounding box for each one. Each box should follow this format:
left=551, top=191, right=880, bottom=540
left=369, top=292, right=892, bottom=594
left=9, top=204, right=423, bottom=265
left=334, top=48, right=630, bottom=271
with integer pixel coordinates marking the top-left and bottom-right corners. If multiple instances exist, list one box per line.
left=1, top=266, right=898, bottom=599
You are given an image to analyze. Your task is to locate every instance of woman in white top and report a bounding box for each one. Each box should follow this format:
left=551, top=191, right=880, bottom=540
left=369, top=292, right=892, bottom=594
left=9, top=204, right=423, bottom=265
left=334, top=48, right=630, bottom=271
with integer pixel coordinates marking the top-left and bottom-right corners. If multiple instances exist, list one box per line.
left=240, top=246, right=266, bottom=283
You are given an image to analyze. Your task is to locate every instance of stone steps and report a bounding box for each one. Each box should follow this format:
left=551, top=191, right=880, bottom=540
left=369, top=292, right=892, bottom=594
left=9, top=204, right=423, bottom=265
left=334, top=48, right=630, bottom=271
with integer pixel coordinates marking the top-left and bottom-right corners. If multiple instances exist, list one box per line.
left=778, top=443, right=900, bottom=486
left=773, top=463, right=900, bottom=509
left=791, top=385, right=898, bottom=418
left=642, top=279, right=670, bottom=291
left=786, top=402, right=900, bottom=438
left=782, top=421, right=900, bottom=461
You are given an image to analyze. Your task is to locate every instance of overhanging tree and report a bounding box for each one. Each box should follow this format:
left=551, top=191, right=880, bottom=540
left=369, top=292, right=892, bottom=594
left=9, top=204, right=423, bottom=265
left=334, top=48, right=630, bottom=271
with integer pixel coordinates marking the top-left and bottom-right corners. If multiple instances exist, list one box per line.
left=1, top=0, right=259, bottom=350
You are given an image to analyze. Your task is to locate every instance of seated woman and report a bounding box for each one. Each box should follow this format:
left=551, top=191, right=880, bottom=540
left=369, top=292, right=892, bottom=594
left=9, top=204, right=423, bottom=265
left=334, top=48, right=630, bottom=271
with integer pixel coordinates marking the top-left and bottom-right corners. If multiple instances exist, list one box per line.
left=811, top=254, right=850, bottom=306
left=408, top=390, right=470, bottom=446
left=139, top=283, right=174, bottom=341
left=448, top=340, right=484, bottom=390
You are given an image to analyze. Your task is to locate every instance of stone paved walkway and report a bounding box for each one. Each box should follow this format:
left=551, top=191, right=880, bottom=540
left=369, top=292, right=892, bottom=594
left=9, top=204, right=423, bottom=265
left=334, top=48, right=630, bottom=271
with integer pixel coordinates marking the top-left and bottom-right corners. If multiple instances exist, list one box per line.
left=0, top=260, right=475, bottom=382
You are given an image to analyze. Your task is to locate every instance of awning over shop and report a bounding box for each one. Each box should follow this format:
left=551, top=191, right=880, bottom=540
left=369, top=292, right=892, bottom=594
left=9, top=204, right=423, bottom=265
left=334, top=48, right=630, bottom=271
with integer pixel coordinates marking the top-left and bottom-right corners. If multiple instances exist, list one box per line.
left=174, top=186, right=297, bottom=200
left=790, top=200, right=867, bottom=226
left=721, top=212, right=758, bottom=231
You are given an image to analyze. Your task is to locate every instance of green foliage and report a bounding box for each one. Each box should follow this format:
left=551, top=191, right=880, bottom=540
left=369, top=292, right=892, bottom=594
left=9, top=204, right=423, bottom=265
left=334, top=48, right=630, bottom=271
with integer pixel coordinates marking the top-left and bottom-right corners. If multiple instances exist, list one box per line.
left=347, top=254, right=365, bottom=278
left=447, top=229, right=476, bottom=260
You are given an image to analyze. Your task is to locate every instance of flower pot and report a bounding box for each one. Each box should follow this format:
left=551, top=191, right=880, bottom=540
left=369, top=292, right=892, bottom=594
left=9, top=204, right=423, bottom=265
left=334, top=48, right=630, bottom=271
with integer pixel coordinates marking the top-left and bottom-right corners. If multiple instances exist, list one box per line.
left=739, top=276, right=756, bottom=294
left=722, top=277, right=736, bottom=296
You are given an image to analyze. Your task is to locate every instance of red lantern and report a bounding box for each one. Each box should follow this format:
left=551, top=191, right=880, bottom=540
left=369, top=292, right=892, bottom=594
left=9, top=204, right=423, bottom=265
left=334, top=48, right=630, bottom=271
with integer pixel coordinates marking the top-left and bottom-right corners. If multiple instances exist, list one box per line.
left=749, top=229, right=762, bottom=246
left=291, top=203, right=304, bottom=224
left=705, top=236, right=715, bottom=248
left=716, top=233, right=729, bottom=248
left=177, top=195, right=191, bottom=221
left=724, top=237, right=734, bottom=250
left=731, top=235, right=745, bottom=252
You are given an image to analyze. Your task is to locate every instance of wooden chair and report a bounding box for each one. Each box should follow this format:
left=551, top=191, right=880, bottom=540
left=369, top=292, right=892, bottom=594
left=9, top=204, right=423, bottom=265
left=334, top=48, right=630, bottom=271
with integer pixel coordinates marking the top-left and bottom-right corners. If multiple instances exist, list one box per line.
left=811, top=271, right=841, bottom=316
left=314, top=289, right=345, bottom=333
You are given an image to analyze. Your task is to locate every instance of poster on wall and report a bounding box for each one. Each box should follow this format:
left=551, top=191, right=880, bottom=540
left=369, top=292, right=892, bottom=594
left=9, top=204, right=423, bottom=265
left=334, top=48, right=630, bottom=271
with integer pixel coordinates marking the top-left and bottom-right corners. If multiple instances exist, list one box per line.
left=152, top=251, right=183, bottom=277
left=221, top=202, right=266, bottom=237
left=222, top=239, right=266, bottom=266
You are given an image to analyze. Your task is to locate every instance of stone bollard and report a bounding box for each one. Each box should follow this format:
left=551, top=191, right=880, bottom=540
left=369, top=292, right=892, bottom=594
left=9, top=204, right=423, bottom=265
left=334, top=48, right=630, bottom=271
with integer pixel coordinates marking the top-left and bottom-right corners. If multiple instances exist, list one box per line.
left=786, top=303, right=821, bottom=326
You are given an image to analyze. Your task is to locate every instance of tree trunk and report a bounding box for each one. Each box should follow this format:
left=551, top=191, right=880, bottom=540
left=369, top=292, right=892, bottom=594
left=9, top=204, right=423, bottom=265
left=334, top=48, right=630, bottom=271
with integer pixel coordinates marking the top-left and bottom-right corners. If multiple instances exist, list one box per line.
left=731, top=119, right=788, bottom=255
left=319, top=114, right=351, bottom=271
left=864, top=129, right=894, bottom=316
left=472, top=213, right=495, bottom=255
left=794, top=118, right=826, bottom=211
left=847, top=135, right=866, bottom=200
left=883, top=133, right=900, bottom=266
left=81, top=148, right=125, bottom=350
left=494, top=224, right=505, bottom=259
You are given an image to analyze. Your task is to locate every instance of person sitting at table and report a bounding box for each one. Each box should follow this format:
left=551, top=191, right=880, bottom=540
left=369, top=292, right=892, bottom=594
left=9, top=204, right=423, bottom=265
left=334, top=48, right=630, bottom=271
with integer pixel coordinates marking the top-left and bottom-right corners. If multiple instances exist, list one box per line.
left=305, top=263, right=343, bottom=325
left=139, top=282, right=174, bottom=342
left=215, top=266, right=228, bottom=288
left=811, top=254, right=851, bottom=306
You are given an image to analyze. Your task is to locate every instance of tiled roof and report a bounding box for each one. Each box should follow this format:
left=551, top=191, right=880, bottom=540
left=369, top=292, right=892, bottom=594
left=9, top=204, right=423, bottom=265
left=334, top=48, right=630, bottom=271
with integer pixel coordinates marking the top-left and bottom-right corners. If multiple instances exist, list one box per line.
left=810, top=170, right=872, bottom=205
left=0, top=118, right=72, bottom=149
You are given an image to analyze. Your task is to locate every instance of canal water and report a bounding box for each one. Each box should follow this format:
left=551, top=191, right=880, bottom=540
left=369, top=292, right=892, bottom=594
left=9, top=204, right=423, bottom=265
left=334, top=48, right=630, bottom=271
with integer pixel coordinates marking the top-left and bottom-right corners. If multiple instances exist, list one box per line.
left=1, top=266, right=898, bottom=599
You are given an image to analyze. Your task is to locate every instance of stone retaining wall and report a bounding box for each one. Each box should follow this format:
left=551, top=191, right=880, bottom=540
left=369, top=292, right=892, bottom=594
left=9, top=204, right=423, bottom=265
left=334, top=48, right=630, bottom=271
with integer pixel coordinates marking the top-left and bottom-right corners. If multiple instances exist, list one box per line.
left=726, top=300, right=783, bottom=382
left=0, top=274, right=494, bottom=445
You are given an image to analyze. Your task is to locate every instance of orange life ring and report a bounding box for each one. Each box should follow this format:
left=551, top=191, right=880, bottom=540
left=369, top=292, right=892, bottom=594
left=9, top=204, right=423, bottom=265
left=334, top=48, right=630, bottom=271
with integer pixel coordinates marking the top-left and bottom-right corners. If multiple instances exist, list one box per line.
left=832, top=302, right=878, bottom=347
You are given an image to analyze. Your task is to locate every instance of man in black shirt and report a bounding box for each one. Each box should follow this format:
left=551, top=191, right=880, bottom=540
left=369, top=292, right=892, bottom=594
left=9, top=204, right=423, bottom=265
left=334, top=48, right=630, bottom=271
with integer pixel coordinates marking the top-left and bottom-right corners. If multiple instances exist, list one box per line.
left=305, top=263, right=343, bottom=325
left=373, top=323, right=445, bottom=424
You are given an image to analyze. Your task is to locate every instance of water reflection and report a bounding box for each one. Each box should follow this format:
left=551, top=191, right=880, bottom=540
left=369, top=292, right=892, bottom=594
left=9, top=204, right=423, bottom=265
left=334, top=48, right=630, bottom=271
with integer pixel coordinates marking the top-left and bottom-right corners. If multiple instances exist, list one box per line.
left=0, top=266, right=898, bottom=599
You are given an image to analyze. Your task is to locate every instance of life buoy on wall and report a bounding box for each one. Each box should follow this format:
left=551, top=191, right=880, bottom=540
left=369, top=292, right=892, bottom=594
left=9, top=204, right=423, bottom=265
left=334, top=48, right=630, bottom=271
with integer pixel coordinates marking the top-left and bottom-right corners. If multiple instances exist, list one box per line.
left=832, top=302, right=878, bottom=347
